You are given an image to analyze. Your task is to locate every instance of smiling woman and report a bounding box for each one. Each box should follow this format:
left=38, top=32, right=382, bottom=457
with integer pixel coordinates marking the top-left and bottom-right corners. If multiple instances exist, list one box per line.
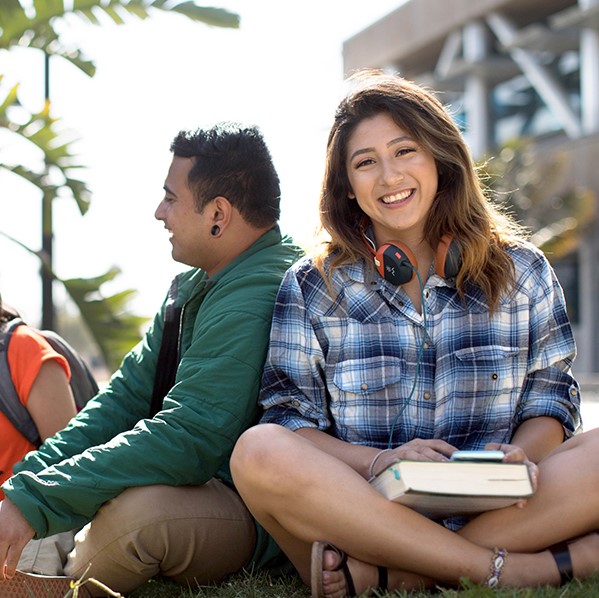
left=228, top=70, right=599, bottom=597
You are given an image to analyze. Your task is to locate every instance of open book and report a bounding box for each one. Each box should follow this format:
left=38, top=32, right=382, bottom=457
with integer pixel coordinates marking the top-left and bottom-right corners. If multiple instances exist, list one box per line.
left=370, top=459, right=534, bottom=518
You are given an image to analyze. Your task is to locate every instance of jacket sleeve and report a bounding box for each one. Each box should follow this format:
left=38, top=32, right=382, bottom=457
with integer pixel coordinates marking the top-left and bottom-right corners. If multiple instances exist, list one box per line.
left=3, top=268, right=279, bottom=538
left=11, top=303, right=167, bottom=476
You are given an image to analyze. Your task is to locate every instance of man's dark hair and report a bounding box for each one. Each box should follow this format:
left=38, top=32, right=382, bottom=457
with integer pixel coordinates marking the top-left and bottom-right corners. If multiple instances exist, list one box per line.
left=170, top=122, right=281, bottom=228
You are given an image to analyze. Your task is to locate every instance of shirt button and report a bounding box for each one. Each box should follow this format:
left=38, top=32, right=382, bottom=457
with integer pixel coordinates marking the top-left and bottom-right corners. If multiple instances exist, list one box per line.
left=424, top=290, right=430, bottom=299
left=291, top=400, right=300, bottom=407
left=423, top=342, right=429, bottom=349
left=423, top=392, right=431, bottom=400
left=491, top=373, right=498, bottom=380
left=361, top=383, right=368, bottom=391
left=570, top=387, right=578, bottom=396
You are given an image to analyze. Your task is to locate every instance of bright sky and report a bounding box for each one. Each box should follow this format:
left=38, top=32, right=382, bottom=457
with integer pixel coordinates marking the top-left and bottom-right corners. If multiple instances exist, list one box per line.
left=0, top=0, right=403, bottom=324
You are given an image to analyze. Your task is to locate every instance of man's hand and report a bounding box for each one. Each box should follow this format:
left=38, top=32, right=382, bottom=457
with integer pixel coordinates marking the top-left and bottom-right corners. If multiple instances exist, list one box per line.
left=0, top=499, right=35, bottom=580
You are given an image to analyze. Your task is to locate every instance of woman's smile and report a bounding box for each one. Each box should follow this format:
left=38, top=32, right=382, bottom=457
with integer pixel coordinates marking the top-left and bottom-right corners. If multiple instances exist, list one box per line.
left=380, top=189, right=414, bottom=205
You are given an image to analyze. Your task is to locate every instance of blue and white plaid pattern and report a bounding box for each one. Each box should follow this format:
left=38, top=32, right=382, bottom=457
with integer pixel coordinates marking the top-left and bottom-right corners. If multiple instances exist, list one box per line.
left=260, top=242, right=581, bottom=450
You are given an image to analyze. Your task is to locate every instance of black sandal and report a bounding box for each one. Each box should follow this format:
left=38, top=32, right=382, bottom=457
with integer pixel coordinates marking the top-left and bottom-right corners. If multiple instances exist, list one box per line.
left=549, top=541, right=574, bottom=585
left=377, top=565, right=388, bottom=592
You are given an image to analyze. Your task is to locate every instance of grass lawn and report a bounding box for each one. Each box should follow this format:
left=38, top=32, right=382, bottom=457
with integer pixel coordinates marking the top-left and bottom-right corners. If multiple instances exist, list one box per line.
left=122, top=570, right=599, bottom=598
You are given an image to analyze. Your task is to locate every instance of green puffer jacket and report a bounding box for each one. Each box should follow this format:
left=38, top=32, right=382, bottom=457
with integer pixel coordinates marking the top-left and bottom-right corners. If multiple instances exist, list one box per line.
left=4, top=227, right=303, bottom=569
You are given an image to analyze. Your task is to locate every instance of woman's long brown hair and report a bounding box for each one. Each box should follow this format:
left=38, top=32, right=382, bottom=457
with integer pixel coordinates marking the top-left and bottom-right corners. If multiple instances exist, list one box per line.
left=315, top=70, right=527, bottom=312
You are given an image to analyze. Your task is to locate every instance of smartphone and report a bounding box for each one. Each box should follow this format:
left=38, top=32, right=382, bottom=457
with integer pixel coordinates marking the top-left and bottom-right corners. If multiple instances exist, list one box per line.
left=450, top=450, right=505, bottom=462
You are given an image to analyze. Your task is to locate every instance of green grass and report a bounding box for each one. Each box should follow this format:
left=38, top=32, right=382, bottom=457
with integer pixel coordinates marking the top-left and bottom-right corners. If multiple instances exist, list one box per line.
left=125, top=570, right=599, bottom=598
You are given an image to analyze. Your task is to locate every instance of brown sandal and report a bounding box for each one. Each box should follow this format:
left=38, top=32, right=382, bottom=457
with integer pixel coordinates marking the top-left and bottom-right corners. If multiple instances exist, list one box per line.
left=310, top=541, right=388, bottom=597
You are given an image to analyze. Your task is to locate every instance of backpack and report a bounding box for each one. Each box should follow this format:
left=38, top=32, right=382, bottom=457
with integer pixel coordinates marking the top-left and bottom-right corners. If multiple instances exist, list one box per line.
left=0, top=317, right=99, bottom=447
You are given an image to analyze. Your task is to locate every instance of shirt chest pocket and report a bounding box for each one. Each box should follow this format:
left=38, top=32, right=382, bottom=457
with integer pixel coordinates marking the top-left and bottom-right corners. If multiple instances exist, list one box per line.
left=331, top=356, right=405, bottom=397
left=452, top=345, right=522, bottom=399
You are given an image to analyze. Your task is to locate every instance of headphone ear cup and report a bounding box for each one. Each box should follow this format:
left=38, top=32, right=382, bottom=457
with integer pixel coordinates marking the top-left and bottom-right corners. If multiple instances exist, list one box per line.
left=374, top=243, right=417, bottom=285
left=435, top=235, right=462, bottom=279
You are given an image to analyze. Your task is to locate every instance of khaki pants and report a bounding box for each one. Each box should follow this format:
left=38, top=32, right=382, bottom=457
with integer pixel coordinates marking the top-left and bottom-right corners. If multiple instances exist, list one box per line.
left=21, top=480, right=256, bottom=597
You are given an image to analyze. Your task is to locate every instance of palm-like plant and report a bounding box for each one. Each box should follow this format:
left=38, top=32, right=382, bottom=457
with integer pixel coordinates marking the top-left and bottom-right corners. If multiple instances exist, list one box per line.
left=0, top=1, right=239, bottom=74
left=0, top=0, right=239, bottom=370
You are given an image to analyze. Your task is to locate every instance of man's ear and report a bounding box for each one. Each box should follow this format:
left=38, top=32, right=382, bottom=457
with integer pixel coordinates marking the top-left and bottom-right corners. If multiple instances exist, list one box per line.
left=211, top=196, right=233, bottom=228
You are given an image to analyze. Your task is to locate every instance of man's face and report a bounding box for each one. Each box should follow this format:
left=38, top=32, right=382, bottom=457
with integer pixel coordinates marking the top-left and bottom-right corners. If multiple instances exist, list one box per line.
left=155, top=156, right=213, bottom=269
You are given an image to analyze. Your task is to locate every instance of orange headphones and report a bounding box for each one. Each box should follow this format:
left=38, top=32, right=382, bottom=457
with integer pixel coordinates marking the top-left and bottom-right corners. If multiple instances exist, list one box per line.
left=362, top=225, right=462, bottom=286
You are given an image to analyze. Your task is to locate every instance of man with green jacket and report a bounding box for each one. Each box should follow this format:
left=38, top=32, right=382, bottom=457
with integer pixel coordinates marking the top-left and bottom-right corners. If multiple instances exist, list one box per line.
left=0, top=122, right=303, bottom=596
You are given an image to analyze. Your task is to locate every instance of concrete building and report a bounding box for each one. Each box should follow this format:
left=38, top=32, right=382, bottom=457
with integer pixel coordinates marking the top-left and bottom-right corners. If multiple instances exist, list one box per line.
left=343, top=0, right=599, bottom=374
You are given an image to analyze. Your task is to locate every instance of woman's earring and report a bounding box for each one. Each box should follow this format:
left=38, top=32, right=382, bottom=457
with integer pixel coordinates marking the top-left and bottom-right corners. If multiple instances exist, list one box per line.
left=210, top=225, right=221, bottom=237
left=348, top=192, right=356, bottom=199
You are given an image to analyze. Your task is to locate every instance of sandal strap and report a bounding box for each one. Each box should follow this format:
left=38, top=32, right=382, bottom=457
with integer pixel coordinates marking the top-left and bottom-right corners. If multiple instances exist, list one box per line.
left=334, top=549, right=357, bottom=596
left=377, top=566, right=388, bottom=591
left=549, top=541, right=574, bottom=585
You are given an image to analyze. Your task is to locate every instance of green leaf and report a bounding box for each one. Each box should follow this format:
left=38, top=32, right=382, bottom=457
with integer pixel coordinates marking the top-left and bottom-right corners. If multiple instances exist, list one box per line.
left=62, top=272, right=149, bottom=370
left=0, top=232, right=147, bottom=369
left=0, top=87, right=92, bottom=215
left=166, top=3, right=240, bottom=28
left=64, top=176, right=93, bottom=214
left=0, top=82, right=20, bottom=115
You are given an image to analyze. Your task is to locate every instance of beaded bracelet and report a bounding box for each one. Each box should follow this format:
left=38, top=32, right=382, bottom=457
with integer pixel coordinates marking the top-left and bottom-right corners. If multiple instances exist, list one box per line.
left=485, top=547, right=508, bottom=588
left=368, top=449, right=392, bottom=480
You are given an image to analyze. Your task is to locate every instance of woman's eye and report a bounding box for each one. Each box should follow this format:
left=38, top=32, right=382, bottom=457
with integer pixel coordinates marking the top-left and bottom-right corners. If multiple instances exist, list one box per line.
left=355, top=157, right=375, bottom=168
left=396, top=147, right=415, bottom=157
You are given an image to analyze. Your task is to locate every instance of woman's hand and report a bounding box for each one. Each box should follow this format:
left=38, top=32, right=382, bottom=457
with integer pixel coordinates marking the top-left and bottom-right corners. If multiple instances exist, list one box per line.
left=484, top=442, right=527, bottom=463
left=370, top=439, right=458, bottom=479
left=394, top=438, right=458, bottom=461
left=484, top=442, right=539, bottom=498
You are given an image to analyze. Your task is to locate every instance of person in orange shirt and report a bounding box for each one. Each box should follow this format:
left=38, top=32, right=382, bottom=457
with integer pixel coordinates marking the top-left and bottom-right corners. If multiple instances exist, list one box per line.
left=0, top=296, right=77, bottom=497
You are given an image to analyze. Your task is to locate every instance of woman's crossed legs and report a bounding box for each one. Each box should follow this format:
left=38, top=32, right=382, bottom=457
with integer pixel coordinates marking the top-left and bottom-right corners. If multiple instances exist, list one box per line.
left=231, top=425, right=599, bottom=596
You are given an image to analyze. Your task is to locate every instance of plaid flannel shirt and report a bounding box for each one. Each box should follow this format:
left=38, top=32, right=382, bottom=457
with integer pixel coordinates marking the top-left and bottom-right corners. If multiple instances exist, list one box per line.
left=260, top=242, right=581, bottom=449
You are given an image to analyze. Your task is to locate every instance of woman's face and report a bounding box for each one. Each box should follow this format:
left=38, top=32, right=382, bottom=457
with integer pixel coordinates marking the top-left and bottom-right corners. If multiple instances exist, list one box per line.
left=345, top=112, right=438, bottom=246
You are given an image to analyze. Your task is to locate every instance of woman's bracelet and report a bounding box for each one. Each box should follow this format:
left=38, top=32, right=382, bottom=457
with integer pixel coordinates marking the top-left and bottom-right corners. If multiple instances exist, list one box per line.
left=485, top=547, right=508, bottom=588
left=368, top=448, right=393, bottom=480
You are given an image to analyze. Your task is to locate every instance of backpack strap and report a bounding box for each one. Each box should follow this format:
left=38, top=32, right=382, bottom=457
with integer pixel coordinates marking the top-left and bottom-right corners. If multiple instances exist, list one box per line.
left=0, top=318, right=42, bottom=446
left=149, top=280, right=183, bottom=418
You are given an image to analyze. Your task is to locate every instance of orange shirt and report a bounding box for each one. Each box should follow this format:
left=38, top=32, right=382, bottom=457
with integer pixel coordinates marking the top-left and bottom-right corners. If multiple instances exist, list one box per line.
left=0, top=326, right=70, bottom=496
